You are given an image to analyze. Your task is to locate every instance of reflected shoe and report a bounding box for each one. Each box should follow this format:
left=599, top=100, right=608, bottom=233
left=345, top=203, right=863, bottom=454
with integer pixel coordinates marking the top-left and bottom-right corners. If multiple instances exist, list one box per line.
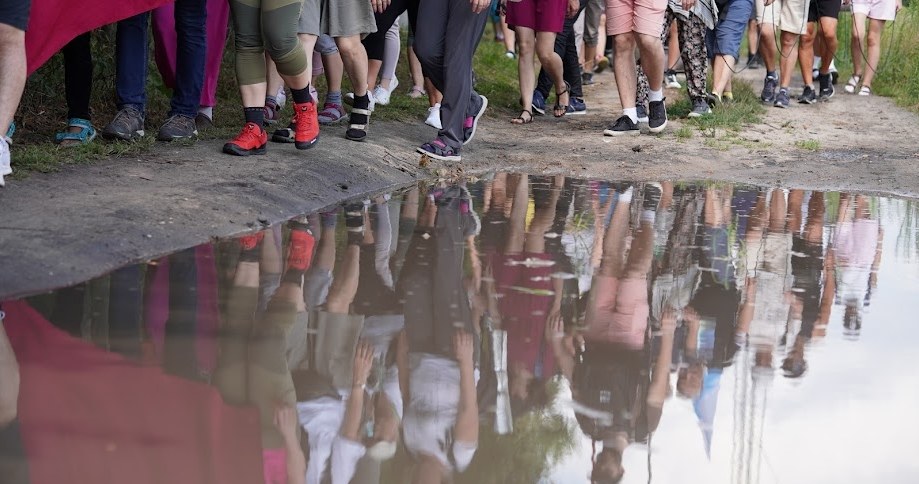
left=425, top=104, right=442, bottom=129
left=156, top=114, right=198, bottom=141
left=798, top=85, right=817, bottom=104
left=317, top=102, right=346, bottom=125
left=417, top=138, right=461, bottom=162
left=464, top=94, right=488, bottom=145
left=774, top=88, right=790, bottom=108
left=223, top=122, right=268, bottom=156
left=688, top=98, right=712, bottom=118
left=636, top=104, right=649, bottom=124
left=566, top=97, right=587, bottom=115
left=292, top=101, right=319, bottom=149
left=603, top=115, right=640, bottom=136
left=642, top=183, right=662, bottom=211
left=532, top=90, right=547, bottom=116
left=286, top=221, right=316, bottom=273
left=665, top=70, right=682, bottom=89
left=102, top=107, right=145, bottom=141
left=581, top=72, right=595, bottom=86
left=818, top=74, right=835, bottom=101
left=648, top=99, right=668, bottom=134
left=761, top=75, right=778, bottom=104
left=238, top=231, right=265, bottom=252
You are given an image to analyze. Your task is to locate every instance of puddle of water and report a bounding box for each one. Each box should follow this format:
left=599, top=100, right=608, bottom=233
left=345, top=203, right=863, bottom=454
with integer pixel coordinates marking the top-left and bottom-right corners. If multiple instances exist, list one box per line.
left=2, top=175, right=919, bottom=484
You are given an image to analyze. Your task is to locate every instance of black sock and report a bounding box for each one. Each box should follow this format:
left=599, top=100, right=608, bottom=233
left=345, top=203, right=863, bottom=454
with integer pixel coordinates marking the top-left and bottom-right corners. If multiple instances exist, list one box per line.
left=239, top=246, right=260, bottom=262
left=291, top=85, right=312, bottom=104
left=350, top=94, right=370, bottom=124
left=244, top=107, right=264, bottom=126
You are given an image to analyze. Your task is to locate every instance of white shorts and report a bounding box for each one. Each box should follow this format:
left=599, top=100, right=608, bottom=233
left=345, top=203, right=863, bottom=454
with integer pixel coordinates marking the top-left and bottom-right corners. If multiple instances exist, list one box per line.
left=756, top=0, right=810, bottom=34
left=852, top=0, right=897, bottom=21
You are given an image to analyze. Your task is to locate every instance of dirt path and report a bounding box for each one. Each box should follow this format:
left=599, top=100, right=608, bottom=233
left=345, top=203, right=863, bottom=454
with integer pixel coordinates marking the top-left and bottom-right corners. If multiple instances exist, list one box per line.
left=2, top=66, right=918, bottom=299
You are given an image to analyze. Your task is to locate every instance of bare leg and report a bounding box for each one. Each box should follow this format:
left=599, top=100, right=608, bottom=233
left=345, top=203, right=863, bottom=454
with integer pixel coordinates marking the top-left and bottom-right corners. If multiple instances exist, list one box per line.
left=336, top=35, right=369, bottom=97
left=860, top=19, right=885, bottom=88
left=778, top=31, right=801, bottom=89
left=612, top=34, right=639, bottom=110
left=799, top=23, right=816, bottom=86
left=760, top=23, right=777, bottom=72
left=0, top=24, right=27, bottom=133
left=850, top=13, right=868, bottom=78
left=817, top=17, right=839, bottom=75
left=666, top=22, right=680, bottom=71
left=536, top=31, right=568, bottom=115
left=515, top=27, right=538, bottom=116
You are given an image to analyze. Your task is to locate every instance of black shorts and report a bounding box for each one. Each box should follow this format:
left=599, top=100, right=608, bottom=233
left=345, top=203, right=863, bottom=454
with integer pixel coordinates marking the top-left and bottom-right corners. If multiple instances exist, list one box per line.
left=0, top=0, right=30, bottom=30
left=808, top=0, right=842, bottom=22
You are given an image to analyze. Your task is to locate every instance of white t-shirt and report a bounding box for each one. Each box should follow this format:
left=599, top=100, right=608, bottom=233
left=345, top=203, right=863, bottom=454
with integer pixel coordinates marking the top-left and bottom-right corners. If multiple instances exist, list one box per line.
left=403, top=354, right=479, bottom=472
left=296, top=397, right=366, bottom=484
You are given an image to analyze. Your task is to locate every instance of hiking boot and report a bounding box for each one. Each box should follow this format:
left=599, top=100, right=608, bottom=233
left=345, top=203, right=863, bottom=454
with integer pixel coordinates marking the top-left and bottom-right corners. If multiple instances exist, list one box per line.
left=688, top=98, right=712, bottom=118
left=223, top=122, right=268, bottom=156
left=774, top=88, right=791, bottom=108
left=156, top=114, right=198, bottom=141
left=648, top=99, right=668, bottom=134
left=761, top=75, right=778, bottom=104
left=292, top=101, right=319, bottom=149
left=798, top=85, right=817, bottom=105
left=603, top=115, right=640, bottom=137
left=818, top=73, right=835, bottom=101
left=102, top=107, right=145, bottom=141
left=532, top=90, right=547, bottom=116
left=566, top=97, right=588, bottom=115
left=665, top=70, right=681, bottom=89
left=636, top=104, right=649, bottom=124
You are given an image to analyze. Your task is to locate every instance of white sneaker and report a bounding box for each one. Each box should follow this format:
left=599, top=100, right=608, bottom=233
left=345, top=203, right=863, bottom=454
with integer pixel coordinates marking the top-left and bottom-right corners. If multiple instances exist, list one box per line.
left=425, top=104, right=442, bottom=130
left=276, top=87, right=287, bottom=108
left=373, top=85, right=391, bottom=106
left=665, top=72, right=682, bottom=89
left=0, top=136, right=11, bottom=187
left=386, top=77, right=399, bottom=95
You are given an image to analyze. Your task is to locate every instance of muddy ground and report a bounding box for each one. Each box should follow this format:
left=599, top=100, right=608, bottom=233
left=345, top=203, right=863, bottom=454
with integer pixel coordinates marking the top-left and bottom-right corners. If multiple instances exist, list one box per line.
left=1, top=67, right=918, bottom=299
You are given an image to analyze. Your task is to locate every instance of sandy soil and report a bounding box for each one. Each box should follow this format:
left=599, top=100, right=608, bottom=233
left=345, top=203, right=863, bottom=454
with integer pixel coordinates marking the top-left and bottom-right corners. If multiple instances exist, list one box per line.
left=2, top=66, right=918, bottom=299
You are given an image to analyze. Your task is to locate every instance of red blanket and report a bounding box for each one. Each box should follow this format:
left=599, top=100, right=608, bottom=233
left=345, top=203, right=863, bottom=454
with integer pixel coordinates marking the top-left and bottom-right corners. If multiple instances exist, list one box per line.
left=2, top=300, right=265, bottom=484
left=25, top=0, right=172, bottom=75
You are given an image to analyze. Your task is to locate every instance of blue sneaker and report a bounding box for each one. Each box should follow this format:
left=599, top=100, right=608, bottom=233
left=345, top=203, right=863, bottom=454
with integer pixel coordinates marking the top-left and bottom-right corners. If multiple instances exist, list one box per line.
left=532, top=90, right=547, bottom=116
left=566, top=97, right=587, bottom=115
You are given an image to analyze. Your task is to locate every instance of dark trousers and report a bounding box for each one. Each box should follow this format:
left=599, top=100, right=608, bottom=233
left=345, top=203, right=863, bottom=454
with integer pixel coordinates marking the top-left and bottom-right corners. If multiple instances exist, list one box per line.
left=115, top=0, right=207, bottom=118
left=363, top=0, right=419, bottom=61
left=63, top=33, right=93, bottom=120
left=536, top=0, right=587, bottom=99
left=415, top=0, right=488, bottom=149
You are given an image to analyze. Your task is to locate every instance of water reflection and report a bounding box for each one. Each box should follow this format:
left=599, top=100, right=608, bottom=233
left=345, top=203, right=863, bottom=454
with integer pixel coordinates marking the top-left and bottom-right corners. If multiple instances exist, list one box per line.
left=1, top=177, right=917, bottom=484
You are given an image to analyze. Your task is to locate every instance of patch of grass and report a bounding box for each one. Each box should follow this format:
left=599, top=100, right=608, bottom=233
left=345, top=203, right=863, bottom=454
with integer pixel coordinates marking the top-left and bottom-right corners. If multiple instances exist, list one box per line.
left=795, top=138, right=821, bottom=151
left=675, top=125, right=693, bottom=139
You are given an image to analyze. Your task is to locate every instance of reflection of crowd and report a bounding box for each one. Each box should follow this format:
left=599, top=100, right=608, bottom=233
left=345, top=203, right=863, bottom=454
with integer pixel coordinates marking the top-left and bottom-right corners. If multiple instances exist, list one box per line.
left=0, top=177, right=887, bottom=483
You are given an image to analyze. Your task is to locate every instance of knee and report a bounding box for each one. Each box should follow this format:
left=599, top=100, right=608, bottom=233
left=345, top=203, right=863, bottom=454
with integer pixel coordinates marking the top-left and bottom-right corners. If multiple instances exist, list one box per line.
left=866, top=32, right=881, bottom=47
left=263, top=30, right=300, bottom=59
left=335, top=36, right=362, bottom=57
left=517, top=36, right=536, bottom=55
left=614, top=34, right=634, bottom=52
left=823, top=32, right=838, bottom=46
left=536, top=45, right=555, bottom=64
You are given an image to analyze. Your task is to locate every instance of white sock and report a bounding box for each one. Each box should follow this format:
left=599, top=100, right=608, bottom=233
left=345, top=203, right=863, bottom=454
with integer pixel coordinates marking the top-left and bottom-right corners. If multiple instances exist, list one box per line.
left=618, top=187, right=634, bottom=204
left=649, top=89, right=664, bottom=102
left=813, top=56, right=821, bottom=71
left=197, top=106, right=213, bottom=120
left=622, top=107, right=638, bottom=123
left=829, top=59, right=837, bottom=71
left=641, top=210, right=656, bottom=223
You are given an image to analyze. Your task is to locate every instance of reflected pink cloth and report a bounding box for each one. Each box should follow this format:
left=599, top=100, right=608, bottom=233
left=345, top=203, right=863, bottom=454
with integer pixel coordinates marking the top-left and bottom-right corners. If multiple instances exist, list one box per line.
left=2, top=300, right=264, bottom=484
left=152, top=0, right=230, bottom=107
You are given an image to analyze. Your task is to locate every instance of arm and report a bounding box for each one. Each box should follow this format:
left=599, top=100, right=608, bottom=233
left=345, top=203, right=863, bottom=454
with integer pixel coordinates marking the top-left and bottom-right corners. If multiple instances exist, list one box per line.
left=0, top=321, right=19, bottom=426
left=647, top=311, right=677, bottom=409
left=453, top=331, right=479, bottom=444
left=274, top=406, right=307, bottom=484
left=546, top=309, right=576, bottom=381
left=341, top=342, right=373, bottom=441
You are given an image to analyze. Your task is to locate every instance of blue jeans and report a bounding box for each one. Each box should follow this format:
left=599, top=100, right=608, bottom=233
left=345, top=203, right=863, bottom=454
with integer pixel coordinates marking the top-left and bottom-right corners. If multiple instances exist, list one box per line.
left=115, top=0, right=207, bottom=118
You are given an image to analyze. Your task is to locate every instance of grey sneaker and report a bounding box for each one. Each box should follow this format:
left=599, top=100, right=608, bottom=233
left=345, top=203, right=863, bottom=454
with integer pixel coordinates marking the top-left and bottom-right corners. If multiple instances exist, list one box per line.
left=157, top=114, right=198, bottom=141
left=688, top=98, right=712, bottom=118
left=636, top=104, right=649, bottom=124
left=102, top=107, right=145, bottom=141
left=774, top=88, right=790, bottom=109
left=761, top=75, right=778, bottom=104
left=798, top=85, right=817, bottom=104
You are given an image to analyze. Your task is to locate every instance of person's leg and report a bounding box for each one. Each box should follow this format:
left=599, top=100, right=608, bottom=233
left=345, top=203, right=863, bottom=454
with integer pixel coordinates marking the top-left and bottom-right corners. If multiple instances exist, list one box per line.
left=679, top=14, right=708, bottom=104
left=337, top=34, right=372, bottom=138
left=747, top=18, right=759, bottom=60
left=115, top=12, right=151, bottom=114
left=666, top=21, right=679, bottom=71
left=536, top=31, right=568, bottom=117
left=612, top=35, right=639, bottom=111
left=515, top=27, right=538, bottom=117
left=583, top=0, right=603, bottom=71
left=201, top=0, right=231, bottom=110
left=380, top=22, right=401, bottom=90
left=817, top=16, right=838, bottom=75
left=63, top=33, right=93, bottom=121
left=151, top=2, right=178, bottom=89
left=860, top=18, right=885, bottom=89
left=165, top=0, right=207, bottom=136
left=778, top=31, right=800, bottom=90
left=363, top=0, right=409, bottom=91
left=799, top=22, right=816, bottom=86
left=408, top=37, right=426, bottom=93
left=850, top=12, right=867, bottom=80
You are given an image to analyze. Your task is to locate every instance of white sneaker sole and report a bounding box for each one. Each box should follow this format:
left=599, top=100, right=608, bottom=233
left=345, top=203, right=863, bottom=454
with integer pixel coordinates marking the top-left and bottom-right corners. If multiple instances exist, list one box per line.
left=417, top=146, right=461, bottom=162
left=603, top=129, right=640, bottom=137
left=648, top=120, right=668, bottom=134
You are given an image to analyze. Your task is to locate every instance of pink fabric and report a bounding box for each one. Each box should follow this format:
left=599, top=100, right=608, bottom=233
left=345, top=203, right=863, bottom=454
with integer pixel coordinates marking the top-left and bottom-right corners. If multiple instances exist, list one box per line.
left=584, top=275, right=649, bottom=350
left=2, top=300, right=265, bottom=484
left=505, top=0, right=567, bottom=33
left=262, top=448, right=289, bottom=484
left=151, top=0, right=230, bottom=107
left=26, top=0, right=171, bottom=74
left=606, top=0, right=667, bottom=36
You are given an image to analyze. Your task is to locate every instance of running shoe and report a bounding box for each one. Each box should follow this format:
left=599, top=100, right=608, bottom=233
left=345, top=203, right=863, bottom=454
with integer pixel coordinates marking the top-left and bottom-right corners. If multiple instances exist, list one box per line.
left=798, top=85, right=817, bottom=105
left=818, top=74, right=835, bottom=101
left=665, top=70, right=682, bottom=89
left=372, top=85, right=391, bottom=106
left=566, top=97, right=588, bottom=115
left=648, top=99, right=668, bottom=134
left=223, top=122, right=268, bottom=156
left=463, top=94, right=488, bottom=145
left=761, top=75, right=778, bottom=104
left=581, top=72, right=595, bottom=86
left=156, top=114, right=198, bottom=141
left=292, top=101, right=319, bottom=149
left=102, top=107, right=145, bottom=141
left=603, top=115, right=640, bottom=137
left=774, top=88, right=790, bottom=108
left=532, top=90, right=547, bottom=116
left=688, top=98, right=712, bottom=118
left=425, top=104, right=442, bottom=129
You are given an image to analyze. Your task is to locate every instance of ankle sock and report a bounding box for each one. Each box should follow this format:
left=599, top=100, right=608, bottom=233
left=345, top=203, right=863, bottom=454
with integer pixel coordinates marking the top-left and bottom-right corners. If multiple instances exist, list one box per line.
left=291, top=85, right=313, bottom=104
left=649, top=89, right=664, bottom=102
left=198, top=106, right=213, bottom=120
left=326, top=91, right=343, bottom=105
left=244, top=107, right=265, bottom=126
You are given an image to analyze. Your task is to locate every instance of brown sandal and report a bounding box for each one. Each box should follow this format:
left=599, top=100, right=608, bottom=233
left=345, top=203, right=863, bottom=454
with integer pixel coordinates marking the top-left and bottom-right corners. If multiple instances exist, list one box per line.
left=511, top=110, right=534, bottom=125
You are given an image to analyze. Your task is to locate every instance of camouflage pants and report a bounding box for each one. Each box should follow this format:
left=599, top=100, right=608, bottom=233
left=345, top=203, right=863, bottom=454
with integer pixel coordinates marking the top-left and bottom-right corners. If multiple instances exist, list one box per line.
left=637, top=10, right=709, bottom=105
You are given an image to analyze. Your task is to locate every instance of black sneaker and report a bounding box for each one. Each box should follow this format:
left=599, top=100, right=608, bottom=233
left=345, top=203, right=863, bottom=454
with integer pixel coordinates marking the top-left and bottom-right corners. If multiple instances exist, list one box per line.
left=157, top=114, right=198, bottom=141
left=642, top=183, right=662, bottom=212
left=818, top=74, right=835, bottom=101
left=648, top=99, right=668, bottom=134
left=774, top=88, right=790, bottom=109
left=798, top=86, right=817, bottom=105
left=603, top=115, right=640, bottom=137
left=761, top=75, right=778, bottom=104
left=102, top=107, right=145, bottom=141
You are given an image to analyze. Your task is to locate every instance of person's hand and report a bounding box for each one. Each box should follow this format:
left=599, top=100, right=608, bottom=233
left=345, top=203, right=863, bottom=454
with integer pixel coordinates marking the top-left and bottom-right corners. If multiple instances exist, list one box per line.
left=371, top=0, right=390, bottom=13
left=273, top=405, right=299, bottom=443
left=682, top=0, right=696, bottom=11
left=661, top=309, right=678, bottom=333
left=471, top=0, right=491, bottom=13
left=453, top=330, right=475, bottom=366
left=545, top=306, right=564, bottom=341
left=567, top=0, right=579, bottom=18
left=352, top=341, right=374, bottom=387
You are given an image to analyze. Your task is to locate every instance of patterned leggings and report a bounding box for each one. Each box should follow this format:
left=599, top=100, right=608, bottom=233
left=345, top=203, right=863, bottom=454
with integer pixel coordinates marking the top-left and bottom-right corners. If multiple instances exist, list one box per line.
left=637, top=10, right=708, bottom=105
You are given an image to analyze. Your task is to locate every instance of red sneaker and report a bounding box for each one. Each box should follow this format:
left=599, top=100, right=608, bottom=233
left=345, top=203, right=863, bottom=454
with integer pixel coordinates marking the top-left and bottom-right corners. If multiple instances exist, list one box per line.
left=223, top=122, right=267, bottom=156
left=286, top=228, right=316, bottom=272
left=238, top=231, right=265, bottom=251
left=293, top=101, right=319, bottom=150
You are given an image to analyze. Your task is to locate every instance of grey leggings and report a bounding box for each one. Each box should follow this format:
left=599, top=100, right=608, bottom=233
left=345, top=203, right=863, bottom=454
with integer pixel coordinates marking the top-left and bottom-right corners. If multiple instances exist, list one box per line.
left=230, top=0, right=308, bottom=85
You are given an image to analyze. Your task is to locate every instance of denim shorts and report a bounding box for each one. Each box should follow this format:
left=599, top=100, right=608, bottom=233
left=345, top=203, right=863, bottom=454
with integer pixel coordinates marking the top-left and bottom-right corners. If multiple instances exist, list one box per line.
left=706, top=0, right=754, bottom=60
left=0, top=0, right=30, bottom=30
left=314, top=34, right=338, bottom=55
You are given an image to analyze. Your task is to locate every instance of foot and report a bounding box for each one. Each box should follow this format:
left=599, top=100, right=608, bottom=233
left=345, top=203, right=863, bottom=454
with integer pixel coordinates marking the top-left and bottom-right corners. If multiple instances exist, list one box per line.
left=858, top=86, right=872, bottom=96
left=156, top=114, right=198, bottom=142
left=761, top=75, right=778, bottom=104
left=664, top=70, right=681, bottom=89
left=603, top=115, right=640, bottom=137
left=774, top=88, right=791, bottom=108
left=223, top=122, right=268, bottom=156
left=56, top=118, right=97, bottom=147
left=408, top=86, right=427, bottom=99
left=648, top=99, right=668, bottom=134
left=553, top=83, right=570, bottom=118
left=532, top=90, right=547, bottom=116
left=594, top=55, right=610, bottom=73
left=317, top=102, right=346, bottom=125
left=798, top=85, right=817, bottom=105
left=688, top=98, right=712, bottom=118
left=844, top=75, right=861, bottom=94
left=706, top=92, right=722, bottom=108
left=425, top=104, right=443, bottom=129
left=292, top=101, right=319, bottom=149
left=566, top=97, right=588, bottom=115
left=102, top=107, right=145, bottom=141
left=464, top=94, right=488, bottom=145
left=264, top=98, right=281, bottom=125
left=417, top=138, right=461, bottom=162
left=818, top=74, right=835, bottom=101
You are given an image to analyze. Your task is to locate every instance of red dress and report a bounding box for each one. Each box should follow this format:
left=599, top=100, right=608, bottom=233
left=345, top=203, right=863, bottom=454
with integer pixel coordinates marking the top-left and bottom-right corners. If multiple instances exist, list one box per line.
left=505, top=0, right=568, bottom=33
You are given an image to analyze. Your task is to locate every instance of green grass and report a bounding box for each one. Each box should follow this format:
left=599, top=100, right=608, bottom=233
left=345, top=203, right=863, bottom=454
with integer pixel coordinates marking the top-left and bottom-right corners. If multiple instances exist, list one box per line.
left=675, top=125, right=693, bottom=140
left=12, top=22, right=522, bottom=176
left=795, top=138, right=821, bottom=151
left=667, top=79, right=766, bottom=149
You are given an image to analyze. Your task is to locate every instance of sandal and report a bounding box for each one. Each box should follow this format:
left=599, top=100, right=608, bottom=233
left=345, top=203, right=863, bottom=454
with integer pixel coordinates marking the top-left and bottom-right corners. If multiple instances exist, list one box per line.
left=511, top=110, right=533, bottom=125
left=346, top=108, right=371, bottom=142
left=554, top=81, right=571, bottom=118
left=417, top=138, right=461, bottom=162
left=858, top=85, right=872, bottom=96
left=844, top=75, right=861, bottom=94
left=408, top=86, right=427, bottom=99
left=55, top=118, right=97, bottom=146
left=318, top=102, right=346, bottom=125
